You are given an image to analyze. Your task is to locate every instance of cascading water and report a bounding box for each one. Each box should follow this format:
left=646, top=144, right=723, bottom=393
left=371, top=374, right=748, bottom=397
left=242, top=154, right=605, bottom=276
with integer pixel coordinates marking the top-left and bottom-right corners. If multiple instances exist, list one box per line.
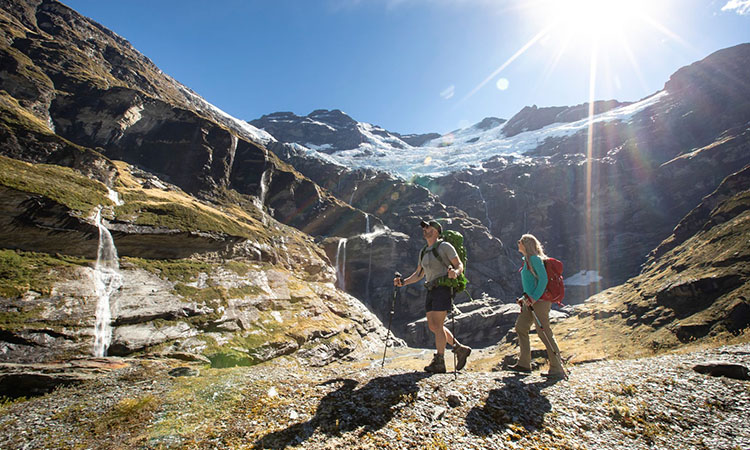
left=259, top=169, right=272, bottom=207
left=335, top=238, right=348, bottom=290
left=361, top=226, right=389, bottom=303
left=93, top=208, right=123, bottom=357
left=364, top=215, right=371, bottom=300
left=476, top=185, right=492, bottom=231
left=466, top=182, right=492, bottom=231
left=107, top=187, right=123, bottom=206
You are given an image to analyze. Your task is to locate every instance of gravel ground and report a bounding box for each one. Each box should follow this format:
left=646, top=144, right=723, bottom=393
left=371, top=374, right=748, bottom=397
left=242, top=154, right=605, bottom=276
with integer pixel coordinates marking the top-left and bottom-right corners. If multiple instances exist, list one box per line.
left=0, top=343, right=748, bottom=449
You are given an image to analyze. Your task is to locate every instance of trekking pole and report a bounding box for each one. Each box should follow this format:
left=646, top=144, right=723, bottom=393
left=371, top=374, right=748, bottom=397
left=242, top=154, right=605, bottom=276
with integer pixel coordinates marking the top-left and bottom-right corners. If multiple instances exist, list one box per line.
left=451, top=288, right=457, bottom=380
left=527, top=302, right=568, bottom=379
left=382, top=272, right=401, bottom=368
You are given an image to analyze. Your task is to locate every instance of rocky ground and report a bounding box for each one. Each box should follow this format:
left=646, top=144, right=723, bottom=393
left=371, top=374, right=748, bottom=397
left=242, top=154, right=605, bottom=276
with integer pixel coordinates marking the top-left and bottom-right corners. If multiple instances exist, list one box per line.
left=0, top=343, right=748, bottom=450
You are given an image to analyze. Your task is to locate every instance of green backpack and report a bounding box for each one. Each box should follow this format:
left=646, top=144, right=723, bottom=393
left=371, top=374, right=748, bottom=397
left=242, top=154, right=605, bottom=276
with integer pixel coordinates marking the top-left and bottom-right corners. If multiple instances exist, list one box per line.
left=419, top=229, right=469, bottom=292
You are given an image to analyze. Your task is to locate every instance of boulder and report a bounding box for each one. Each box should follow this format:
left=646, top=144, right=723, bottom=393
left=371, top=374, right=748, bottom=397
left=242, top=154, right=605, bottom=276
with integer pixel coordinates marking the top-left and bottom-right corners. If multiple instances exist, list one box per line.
left=693, top=362, right=750, bottom=380
left=0, top=358, right=129, bottom=398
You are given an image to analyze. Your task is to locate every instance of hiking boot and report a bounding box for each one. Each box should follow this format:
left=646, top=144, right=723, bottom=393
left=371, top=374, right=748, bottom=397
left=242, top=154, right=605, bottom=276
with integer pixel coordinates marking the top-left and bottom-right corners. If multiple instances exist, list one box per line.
left=453, top=344, right=472, bottom=371
left=507, top=363, right=531, bottom=373
left=424, top=353, right=446, bottom=373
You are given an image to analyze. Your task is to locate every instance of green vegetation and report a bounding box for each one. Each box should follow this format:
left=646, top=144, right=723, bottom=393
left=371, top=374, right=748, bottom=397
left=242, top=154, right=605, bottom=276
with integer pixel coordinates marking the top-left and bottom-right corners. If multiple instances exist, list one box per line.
left=203, top=315, right=292, bottom=368
left=96, top=395, right=160, bottom=435
left=114, top=196, right=259, bottom=238
left=0, top=249, right=89, bottom=298
left=0, top=154, right=111, bottom=213
left=224, top=260, right=252, bottom=276
left=0, top=304, right=46, bottom=332
left=122, top=257, right=212, bottom=283
left=0, top=91, right=54, bottom=136
left=0, top=396, right=28, bottom=410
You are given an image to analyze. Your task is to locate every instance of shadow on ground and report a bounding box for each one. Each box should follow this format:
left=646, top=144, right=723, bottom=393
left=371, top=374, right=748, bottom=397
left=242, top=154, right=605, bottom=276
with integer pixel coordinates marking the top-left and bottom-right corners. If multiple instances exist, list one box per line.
left=253, top=371, right=432, bottom=449
left=465, top=375, right=559, bottom=436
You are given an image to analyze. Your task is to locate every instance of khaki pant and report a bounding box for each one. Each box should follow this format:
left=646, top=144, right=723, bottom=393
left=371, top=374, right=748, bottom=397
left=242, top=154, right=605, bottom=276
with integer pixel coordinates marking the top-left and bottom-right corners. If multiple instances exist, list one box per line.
left=515, top=300, right=563, bottom=372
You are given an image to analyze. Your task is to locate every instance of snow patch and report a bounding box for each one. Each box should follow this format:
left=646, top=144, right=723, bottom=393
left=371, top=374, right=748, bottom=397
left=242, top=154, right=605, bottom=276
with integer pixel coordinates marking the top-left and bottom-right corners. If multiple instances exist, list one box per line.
left=298, top=91, right=667, bottom=178
left=565, top=270, right=603, bottom=286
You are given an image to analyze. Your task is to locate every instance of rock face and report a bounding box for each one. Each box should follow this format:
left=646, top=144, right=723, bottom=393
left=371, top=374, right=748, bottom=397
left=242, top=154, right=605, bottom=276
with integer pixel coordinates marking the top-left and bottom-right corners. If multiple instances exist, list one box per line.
left=1, top=0, right=748, bottom=372
left=0, top=248, right=391, bottom=368
left=501, top=99, right=626, bottom=137
left=0, top=0, right=396, bottom=370
left=0, top=359, right=124, bottom=398
left=279, top=142, right=520, bottom=344
left=0, top=0, right=372, bottom=241
left=250, top=109, right=426, bottom=153
left=424, top=45, right=750, bottom=298
left=571, top=164, right=750, bottom=346
left=393, top=131, right=441, bottom=147
left=251, top=110, right=367, bottom=152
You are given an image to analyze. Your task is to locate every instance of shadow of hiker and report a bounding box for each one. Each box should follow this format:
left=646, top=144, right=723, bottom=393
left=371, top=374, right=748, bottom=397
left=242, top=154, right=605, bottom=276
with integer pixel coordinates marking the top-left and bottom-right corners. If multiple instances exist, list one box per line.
left=253, top=371, right=432, bottom=449
left=465, top=375, right=559, bottom=436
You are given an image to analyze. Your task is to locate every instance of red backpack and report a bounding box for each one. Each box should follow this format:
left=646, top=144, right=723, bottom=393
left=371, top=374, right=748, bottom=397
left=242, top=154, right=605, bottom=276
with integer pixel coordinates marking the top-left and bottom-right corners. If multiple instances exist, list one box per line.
left=539, top=257, right=565, bottom=305
left=523, top=257, right=565, bottom=305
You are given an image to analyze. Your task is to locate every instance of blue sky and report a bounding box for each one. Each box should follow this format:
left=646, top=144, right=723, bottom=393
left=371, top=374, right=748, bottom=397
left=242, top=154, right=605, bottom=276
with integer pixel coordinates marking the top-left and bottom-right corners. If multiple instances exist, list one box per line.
left=62, top=0, right=750, bottom=135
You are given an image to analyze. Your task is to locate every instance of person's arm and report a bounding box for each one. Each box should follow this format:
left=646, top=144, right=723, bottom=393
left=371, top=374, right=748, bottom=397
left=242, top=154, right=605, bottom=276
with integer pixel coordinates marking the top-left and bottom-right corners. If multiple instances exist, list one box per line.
left=447, top=255, right=463, bottom=279
left=394, top=265, right=424, bottom=286
left=528, top=255, right=548, bottom=300
left=438, top=242, right=462, bottom=279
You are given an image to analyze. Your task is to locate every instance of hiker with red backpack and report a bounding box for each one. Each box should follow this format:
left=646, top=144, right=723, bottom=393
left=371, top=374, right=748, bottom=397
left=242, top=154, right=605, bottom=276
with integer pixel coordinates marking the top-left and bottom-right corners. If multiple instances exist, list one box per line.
left=393, top=219, right=472, bottom=373
left=508, top=233, right=567, bottom=379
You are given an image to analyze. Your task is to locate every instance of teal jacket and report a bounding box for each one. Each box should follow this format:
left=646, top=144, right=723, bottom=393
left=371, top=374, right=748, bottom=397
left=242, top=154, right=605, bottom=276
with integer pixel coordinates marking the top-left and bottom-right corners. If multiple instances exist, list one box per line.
left=521, top=255, right=548, bottom=301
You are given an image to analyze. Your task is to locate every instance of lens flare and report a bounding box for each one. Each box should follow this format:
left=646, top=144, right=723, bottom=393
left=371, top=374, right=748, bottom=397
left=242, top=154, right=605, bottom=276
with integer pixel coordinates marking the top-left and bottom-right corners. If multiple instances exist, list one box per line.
left=496, top=78, right=510, bottom=90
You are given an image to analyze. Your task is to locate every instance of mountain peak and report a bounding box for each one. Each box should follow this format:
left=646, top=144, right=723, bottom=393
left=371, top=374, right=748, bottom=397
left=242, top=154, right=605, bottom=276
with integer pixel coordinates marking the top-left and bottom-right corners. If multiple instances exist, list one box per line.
left=503, top=100, right=627, bottom=137
left=475, top=116, right=507, bottom=131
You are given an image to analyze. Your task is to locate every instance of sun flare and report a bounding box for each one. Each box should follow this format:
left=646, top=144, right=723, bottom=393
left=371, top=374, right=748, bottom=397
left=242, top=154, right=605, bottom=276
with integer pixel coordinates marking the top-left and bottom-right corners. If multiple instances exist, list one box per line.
left=545, top=0, right=652, bottom=37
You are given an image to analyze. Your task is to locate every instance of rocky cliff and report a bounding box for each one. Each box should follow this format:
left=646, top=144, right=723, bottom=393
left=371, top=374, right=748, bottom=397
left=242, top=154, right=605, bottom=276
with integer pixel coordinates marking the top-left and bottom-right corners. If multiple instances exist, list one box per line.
left=424, top=44, right=750, bottom=299
left=0, top=0, right=748, bottom=397
left=535, top=163, right=750, bottom=361
left=0, top=0, right=396, bottom=385
left=252, top=44, right=750, bottom=347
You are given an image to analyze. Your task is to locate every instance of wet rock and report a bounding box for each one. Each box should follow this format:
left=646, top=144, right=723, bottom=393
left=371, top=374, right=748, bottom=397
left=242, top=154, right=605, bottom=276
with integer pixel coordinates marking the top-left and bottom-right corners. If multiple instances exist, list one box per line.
left=163, top=352, right=211, bottom=364
left=109, top=322, right=198, bottom=356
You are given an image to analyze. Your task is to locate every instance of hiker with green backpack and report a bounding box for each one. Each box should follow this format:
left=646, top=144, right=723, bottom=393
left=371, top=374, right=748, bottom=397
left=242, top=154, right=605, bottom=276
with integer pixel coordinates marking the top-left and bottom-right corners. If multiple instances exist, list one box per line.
left=393, top=219, right=472, bottom=373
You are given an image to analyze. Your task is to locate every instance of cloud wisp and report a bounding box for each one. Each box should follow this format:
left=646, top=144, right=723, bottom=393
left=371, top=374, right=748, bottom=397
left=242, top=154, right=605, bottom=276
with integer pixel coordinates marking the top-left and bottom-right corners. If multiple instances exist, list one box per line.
left=722, top=0, right=750, bottom=15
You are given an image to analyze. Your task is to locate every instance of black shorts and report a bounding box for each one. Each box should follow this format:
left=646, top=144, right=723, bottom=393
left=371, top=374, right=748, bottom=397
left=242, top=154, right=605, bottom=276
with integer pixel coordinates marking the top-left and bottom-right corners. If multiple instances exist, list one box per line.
left=425, top=286, right=454, bottom=312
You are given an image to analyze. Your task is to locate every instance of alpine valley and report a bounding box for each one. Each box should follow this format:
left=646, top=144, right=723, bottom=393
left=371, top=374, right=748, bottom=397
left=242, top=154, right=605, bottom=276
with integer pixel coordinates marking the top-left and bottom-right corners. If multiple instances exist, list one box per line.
left=0, top=1, right=748, bottom=449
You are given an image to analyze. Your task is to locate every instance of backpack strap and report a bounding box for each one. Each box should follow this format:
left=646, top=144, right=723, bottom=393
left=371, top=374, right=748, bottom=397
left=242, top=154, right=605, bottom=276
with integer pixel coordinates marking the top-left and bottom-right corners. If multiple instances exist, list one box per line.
left=430, top=240, right=453, bottom=270
left=419, top=244, right=429, bottom=267
left=420, top=240, right=453, bottom=269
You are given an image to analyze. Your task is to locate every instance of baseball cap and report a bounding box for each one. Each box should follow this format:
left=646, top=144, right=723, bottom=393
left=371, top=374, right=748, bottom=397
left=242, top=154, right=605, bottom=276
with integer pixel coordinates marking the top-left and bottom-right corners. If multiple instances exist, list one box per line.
left=419, top=219, right=442, bottom=234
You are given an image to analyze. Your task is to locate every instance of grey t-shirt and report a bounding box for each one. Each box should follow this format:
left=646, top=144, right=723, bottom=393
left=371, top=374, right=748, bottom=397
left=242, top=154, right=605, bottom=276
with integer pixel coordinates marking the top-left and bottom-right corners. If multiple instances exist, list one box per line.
left=419, top=241, right=459, bottom=284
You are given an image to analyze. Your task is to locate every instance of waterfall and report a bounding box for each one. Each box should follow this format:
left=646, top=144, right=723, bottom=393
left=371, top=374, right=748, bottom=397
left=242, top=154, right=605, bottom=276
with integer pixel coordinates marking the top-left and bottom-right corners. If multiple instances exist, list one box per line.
left=476, top=185, right=493, bottom=231
left=465, top=181, right=492, bottom=231
left=365, top=214, right=370, bottom=234
left=107, top=187, right=123, bottom=206
left=259, top=169, right=272, bottom=206
left=93, top=208, right=123, bottom=357
left=335, top=238, right=348, bottom=291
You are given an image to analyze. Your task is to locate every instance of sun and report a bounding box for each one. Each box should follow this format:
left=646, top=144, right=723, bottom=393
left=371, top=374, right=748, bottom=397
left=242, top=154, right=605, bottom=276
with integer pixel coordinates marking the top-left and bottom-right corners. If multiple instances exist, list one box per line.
left=545, top=0, right=651, bottom=37
left=460, top=0, right=678, bottom=103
